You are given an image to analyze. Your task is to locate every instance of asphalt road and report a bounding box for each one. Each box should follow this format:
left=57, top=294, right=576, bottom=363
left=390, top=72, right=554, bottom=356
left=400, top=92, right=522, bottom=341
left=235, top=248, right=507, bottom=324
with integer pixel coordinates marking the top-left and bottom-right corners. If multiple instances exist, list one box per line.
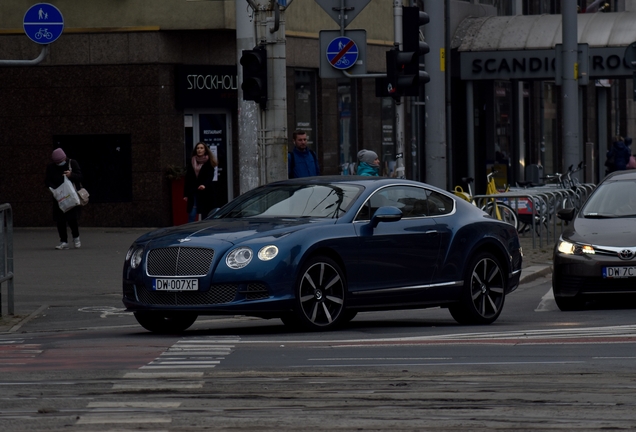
left=2, top=228, right=636, bottom=430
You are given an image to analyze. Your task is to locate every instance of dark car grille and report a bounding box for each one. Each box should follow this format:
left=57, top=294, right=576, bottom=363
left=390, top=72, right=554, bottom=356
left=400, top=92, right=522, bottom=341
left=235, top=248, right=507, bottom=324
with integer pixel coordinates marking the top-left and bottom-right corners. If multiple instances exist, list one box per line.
left=137, top=284, right=239, bottom=306
left=555, top=274, right=636, bottom=295
left=147, top=247, right=214, bottom=277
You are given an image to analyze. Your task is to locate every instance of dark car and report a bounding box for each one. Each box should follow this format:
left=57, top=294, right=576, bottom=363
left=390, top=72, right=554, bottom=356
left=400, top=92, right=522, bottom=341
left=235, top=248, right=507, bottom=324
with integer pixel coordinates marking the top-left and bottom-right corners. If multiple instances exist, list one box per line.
left=122, top=176, right=523, bottom=332
left=553, top=170, right=636, bottom=310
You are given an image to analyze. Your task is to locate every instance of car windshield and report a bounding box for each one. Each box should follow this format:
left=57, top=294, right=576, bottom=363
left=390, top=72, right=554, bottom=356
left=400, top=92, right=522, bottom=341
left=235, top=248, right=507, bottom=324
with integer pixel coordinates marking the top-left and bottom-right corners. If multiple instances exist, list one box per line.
left=581, top=180, right=636, bottom=218
left=212, top=183, right=363, bottom=219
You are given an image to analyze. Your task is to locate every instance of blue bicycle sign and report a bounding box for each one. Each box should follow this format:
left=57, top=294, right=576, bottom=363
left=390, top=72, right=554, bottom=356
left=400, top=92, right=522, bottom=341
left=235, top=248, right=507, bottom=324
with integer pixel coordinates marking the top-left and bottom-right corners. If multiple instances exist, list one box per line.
left=23, top=3, right=64, bottom=45
left=326, top=37, right=359, bottom=70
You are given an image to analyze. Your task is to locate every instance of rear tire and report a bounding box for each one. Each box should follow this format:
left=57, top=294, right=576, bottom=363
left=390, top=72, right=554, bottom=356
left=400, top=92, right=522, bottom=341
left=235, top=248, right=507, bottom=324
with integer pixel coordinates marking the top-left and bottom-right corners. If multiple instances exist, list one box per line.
left=449, top=251, right=506, bottom=325
left=134, top=312, right=197, bottom=334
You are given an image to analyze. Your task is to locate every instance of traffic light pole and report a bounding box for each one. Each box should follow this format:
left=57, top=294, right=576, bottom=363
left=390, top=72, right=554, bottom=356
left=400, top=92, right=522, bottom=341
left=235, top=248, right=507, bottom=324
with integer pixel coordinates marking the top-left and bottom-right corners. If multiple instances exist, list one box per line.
left=239, top=0, right=289, bottom=187
left=393, top=0, right=406, bottom=179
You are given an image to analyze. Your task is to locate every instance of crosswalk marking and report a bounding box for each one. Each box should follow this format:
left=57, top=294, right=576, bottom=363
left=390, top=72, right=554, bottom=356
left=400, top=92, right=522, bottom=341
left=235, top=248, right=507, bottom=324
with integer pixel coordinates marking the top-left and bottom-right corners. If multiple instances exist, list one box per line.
left=141, top=336, right=239, bottom=370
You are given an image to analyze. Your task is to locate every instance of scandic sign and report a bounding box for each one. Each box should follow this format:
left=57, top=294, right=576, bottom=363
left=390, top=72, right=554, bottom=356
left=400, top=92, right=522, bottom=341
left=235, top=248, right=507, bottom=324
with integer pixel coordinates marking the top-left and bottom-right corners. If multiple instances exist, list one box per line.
left=460, top=47, right=633, bottom=80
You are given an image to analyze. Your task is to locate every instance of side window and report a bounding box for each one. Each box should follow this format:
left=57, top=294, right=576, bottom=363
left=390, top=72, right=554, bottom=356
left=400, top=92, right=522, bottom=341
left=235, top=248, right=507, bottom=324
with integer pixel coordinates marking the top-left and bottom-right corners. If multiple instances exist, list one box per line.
left=355, top=185, right=436, bottom=221
left=426, top=190, right=454, bottom=216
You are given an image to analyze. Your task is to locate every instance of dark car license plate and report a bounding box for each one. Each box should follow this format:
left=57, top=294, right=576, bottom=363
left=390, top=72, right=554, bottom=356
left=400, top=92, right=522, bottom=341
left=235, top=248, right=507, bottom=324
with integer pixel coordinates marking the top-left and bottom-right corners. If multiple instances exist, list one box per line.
left=603, top=266, right=636, bottom=279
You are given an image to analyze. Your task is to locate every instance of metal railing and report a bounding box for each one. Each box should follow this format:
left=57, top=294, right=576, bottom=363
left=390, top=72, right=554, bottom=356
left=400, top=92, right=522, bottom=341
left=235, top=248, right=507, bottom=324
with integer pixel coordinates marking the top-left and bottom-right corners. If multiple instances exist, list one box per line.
left=472, top=183, right=596, bottom=249
left=0, top=204, right=14, bottom=317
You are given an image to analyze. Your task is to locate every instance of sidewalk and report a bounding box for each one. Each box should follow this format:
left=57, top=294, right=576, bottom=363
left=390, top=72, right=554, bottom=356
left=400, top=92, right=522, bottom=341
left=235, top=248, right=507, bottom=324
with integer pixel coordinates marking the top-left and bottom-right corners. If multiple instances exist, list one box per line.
left=518, top=233, right=554, bottom=284
left=0, top=227, right=554, bottom=332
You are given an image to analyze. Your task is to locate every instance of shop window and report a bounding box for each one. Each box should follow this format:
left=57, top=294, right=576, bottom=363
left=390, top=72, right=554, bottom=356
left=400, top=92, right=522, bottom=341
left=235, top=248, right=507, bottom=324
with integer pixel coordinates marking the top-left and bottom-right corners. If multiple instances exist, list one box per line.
left=381, top=98, right=396, bottom=177
left=294, top=70, right=318, bottom=153
left=338, top=79, right=358, bottom=174
left=53, top=134, right=132, bottom=203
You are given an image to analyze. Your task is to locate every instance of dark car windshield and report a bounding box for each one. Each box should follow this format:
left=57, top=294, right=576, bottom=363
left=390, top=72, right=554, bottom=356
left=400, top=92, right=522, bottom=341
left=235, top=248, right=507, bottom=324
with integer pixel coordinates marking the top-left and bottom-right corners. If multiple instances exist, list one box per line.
left=212, top=183, right=363, bottom=219
left=581, top=180, right=636, bottom=218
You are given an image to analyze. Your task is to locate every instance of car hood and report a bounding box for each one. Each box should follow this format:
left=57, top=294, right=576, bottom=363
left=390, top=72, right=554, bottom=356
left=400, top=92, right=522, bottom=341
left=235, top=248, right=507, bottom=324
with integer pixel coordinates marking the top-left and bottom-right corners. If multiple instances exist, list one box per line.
left=567, top=216, right=636, bottom=247
left=135, top=217, right=337, bottom=247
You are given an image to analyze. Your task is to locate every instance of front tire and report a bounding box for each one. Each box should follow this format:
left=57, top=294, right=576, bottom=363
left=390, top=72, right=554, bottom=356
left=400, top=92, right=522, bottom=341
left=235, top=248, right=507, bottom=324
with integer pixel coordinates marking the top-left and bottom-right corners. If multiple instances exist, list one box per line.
left=291, top=256, right=347, bottom=331
left=449, top=252, right=506, bottom=325
left=134, top=312, right=198, bottom=334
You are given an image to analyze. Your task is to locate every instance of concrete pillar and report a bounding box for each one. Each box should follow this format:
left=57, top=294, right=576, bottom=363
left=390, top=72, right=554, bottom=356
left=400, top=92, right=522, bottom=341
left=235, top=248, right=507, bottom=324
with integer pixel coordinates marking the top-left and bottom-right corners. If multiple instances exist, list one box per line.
left=236, top=0, right=261, bottom=194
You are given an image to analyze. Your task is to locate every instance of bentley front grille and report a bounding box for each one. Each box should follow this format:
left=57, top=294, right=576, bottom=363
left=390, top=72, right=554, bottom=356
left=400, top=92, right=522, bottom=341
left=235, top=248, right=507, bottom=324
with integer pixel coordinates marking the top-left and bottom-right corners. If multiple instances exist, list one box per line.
left=136, top=283, right=238, bottom=306
left=146, top=247, right=214, bottom=277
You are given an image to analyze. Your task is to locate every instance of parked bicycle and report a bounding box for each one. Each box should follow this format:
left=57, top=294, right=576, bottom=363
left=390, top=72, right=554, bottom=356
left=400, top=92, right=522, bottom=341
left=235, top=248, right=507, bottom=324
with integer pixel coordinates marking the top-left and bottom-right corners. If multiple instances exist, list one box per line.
left=453, top=171, right=518, bottom=229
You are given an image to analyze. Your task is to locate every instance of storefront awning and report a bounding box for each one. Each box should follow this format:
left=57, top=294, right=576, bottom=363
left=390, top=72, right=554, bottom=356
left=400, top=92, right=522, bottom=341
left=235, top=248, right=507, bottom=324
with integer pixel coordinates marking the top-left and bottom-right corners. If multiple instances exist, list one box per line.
left=453, top=12, right=636, bottom=52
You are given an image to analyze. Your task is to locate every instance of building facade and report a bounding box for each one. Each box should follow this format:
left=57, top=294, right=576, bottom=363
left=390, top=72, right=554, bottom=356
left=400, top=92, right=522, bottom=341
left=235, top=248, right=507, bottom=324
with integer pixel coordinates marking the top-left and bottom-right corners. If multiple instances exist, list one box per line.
left=1, top=0, right=636, bottom=227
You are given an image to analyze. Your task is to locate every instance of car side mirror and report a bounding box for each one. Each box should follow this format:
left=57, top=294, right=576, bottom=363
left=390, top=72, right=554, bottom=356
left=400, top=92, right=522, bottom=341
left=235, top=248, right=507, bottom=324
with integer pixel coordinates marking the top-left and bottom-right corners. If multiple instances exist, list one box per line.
left=557, top=208, right=576, bottom=222
left=369, top=206, right=402, bottom=228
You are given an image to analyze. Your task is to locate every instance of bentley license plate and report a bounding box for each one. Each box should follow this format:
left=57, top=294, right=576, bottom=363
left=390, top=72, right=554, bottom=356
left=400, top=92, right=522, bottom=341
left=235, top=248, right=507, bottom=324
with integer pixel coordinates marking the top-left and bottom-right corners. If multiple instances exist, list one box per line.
left=603, top=267, right=636, bottom=279
left=153, top=278, right=199, bottom=291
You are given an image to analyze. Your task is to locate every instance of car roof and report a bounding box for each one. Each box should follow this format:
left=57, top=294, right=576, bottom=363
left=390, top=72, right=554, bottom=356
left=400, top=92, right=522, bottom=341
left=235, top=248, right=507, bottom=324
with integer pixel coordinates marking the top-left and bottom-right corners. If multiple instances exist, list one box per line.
left=268, top=176, right=446, bottom=192
left=602, top=170, right=636, bottom=183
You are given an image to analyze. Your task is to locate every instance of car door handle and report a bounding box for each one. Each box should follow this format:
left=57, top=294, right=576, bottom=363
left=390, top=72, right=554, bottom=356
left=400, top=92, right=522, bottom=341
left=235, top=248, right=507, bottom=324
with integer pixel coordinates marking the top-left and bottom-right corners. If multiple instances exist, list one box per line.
left=425, top=230, right=438, bottom=235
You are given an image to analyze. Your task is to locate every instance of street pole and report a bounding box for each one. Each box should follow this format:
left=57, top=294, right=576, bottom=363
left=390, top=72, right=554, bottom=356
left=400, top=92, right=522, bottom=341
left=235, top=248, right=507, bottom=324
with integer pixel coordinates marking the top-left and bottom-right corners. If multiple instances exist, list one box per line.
left=561, top=0, right=579, bottom=174
left=236, top=0, right=260, bottom=194
left=393, top=0, right=406, bottom=179
left=254, top=2, right=288, bottom=184
left=241, top=1, right=288, bottom=186
left=423, top=0, right=446, bottom=189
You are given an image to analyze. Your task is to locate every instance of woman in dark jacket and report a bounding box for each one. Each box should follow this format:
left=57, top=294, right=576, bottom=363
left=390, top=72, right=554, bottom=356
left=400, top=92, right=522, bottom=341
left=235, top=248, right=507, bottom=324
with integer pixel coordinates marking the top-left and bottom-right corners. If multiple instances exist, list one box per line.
left=183, top=142, right=219, bottom=222
left=44, top=148, right=83, bottom=249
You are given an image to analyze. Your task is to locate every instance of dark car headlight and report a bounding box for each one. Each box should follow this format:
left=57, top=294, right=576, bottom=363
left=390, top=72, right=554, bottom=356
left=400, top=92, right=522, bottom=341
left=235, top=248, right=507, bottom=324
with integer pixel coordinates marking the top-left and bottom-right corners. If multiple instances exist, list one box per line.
left=226, top=247, right=253, bottom=269
left=557, top=239, right=595, bottom=255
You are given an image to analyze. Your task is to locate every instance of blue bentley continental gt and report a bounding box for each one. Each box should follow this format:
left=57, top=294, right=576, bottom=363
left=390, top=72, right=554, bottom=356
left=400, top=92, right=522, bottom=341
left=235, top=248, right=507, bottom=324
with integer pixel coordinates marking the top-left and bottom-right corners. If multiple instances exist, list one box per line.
left=123, top=176, right=523, bottom=332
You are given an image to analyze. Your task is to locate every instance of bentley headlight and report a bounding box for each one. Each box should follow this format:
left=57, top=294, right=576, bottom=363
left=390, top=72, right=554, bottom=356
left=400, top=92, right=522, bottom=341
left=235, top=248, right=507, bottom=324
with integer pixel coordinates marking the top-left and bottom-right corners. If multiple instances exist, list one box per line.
left=130, top=248, right=144, bottom=269
left=258, top=245, right=279, bottom=261
left=125, top=245, right=136, bottom=261
left=226, top=247, right=253, bottom=269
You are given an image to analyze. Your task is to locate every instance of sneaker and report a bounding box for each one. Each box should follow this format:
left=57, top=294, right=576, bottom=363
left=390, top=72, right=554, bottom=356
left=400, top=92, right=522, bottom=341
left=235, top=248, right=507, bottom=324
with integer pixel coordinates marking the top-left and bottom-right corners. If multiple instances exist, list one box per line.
left=55, top=242, right=69, bottom=250
left=73, top=237, right=81, bottom=248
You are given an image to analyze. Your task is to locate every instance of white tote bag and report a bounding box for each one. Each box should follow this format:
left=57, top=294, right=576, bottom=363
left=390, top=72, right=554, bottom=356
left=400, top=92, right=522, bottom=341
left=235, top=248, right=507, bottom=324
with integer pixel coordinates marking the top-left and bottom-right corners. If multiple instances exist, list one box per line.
left=49, top=175, right=81, bottom=212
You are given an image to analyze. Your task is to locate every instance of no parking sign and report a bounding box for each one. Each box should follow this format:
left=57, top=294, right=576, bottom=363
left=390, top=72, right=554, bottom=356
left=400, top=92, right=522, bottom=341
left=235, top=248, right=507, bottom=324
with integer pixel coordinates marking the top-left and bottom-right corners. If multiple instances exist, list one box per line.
left=326, top=37, right=358, bottom=70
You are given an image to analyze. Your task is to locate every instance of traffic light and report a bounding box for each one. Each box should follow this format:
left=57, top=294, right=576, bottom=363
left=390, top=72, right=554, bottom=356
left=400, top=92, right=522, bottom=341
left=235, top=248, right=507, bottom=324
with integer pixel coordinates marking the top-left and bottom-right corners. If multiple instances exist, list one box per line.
left=387, top=6, right=430, bottom=98
left=240, top=46, right=268, bottom=107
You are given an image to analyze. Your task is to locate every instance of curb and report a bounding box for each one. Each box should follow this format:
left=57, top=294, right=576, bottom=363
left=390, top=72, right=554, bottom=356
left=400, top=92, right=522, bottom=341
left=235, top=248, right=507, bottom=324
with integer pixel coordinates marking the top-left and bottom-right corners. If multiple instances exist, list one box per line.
left=519, top=265, right=553, bottom=285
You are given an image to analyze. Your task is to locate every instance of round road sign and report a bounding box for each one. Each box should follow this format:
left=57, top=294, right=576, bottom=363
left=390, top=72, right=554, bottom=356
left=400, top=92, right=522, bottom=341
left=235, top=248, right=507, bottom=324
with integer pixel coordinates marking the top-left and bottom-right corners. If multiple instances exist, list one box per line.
left=326, top=37, right=359, bottom=70
left=23, top=3, right=64, bottom=45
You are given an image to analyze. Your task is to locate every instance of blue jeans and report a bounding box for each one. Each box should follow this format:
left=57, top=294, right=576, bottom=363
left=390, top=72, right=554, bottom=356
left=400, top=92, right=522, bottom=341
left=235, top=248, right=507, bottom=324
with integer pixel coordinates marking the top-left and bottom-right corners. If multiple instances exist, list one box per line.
left=187, top=196, right=198, bottom=222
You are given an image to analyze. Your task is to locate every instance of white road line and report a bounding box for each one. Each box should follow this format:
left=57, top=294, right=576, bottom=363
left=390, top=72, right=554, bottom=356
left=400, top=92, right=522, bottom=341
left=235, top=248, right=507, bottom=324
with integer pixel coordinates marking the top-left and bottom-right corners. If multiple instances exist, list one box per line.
left=140, top=364, right=219, bottom=369
left=87, top=401, right=181, bottom=408
left=148, top=361, right=220, bottom=365
left=112, top=382, right=204, bottom=389
left=291, top=361, right=586, bottom=368
left=140, top=336, right=239, bottom=370
left=308, top=357, right=452, bottom=361
left=76, top=414, right=172, bottom=424
left=535, top=287, right=557, bottom=311
left=123, top=372, right=203, bottom=379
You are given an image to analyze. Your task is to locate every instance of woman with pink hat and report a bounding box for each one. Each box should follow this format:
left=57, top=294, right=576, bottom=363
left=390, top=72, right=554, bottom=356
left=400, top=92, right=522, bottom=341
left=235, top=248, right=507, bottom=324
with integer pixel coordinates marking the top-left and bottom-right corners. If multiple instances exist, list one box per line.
left=44, top=148, right=83, bottom=249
